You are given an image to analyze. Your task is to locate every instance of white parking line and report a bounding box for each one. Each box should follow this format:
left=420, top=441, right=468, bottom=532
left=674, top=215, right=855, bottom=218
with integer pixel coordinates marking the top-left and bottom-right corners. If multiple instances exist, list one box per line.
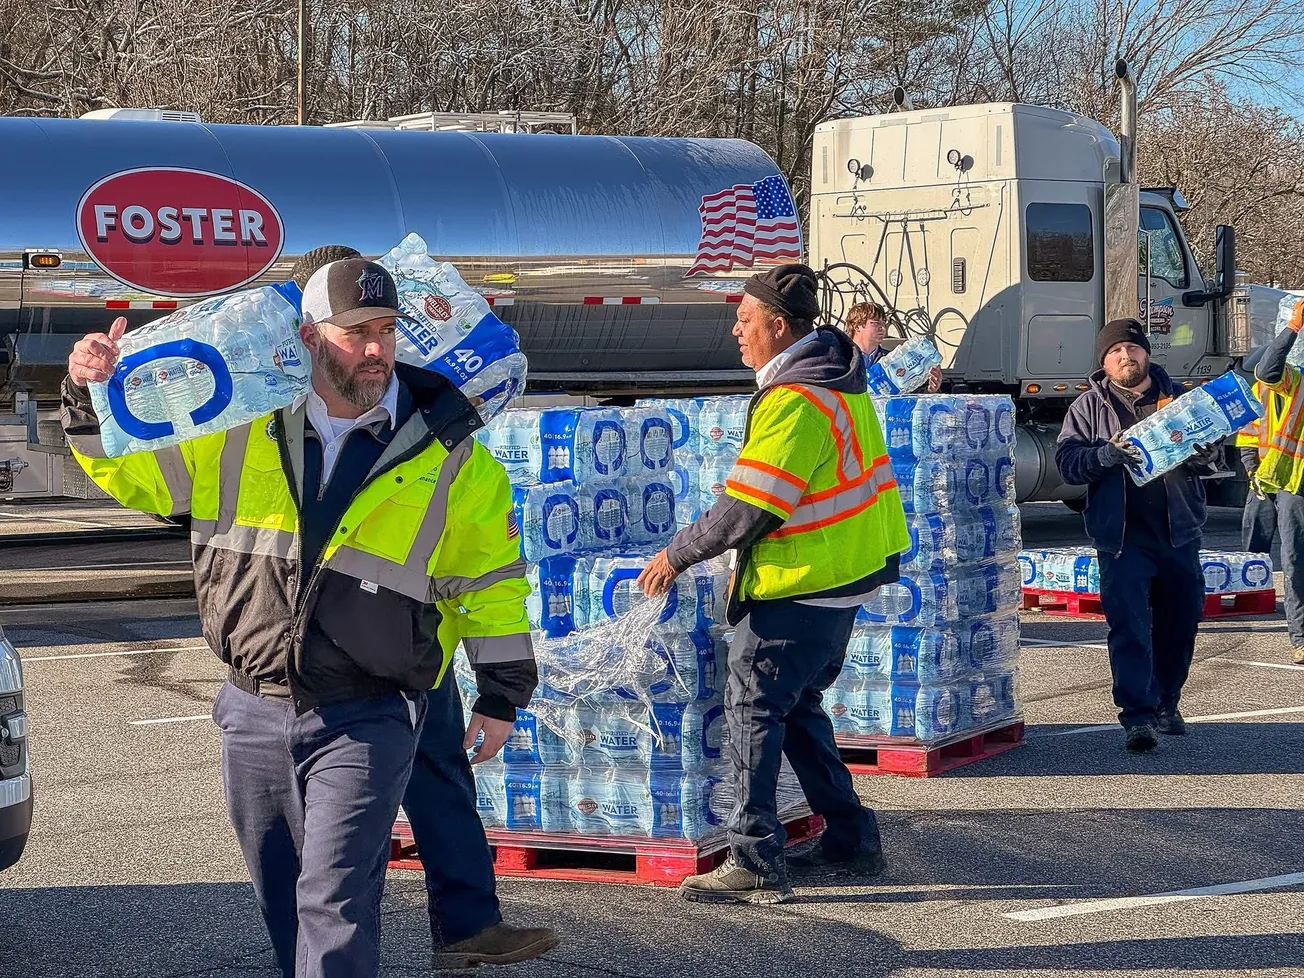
left=1035, top=703, right=1304, bottom=738
left=1020, top=638, right=1108, bottom=650
left=21, top=644, right=207, bottom=663
left=1004, top=871, right=1304, bottom=921
left=130, top=714, right=210, bottom=726
left=1228, top=660, right=1304, bottom=673
left=0, top=511, right=118, bottom=528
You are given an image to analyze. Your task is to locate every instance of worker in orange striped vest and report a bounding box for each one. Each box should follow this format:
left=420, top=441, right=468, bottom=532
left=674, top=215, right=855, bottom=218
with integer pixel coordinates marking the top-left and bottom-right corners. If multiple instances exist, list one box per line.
left=1239, top=298, right=1304, bottom=664
left=638, top=264, right=910, bottom=904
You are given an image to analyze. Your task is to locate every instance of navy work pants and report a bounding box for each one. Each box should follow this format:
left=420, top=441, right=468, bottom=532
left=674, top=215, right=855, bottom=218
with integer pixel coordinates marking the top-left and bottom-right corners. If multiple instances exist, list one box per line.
left=401, top=679, right=501, bottom=948
left=213, top=683, right=425, bottom=978
left=1243, top=487, right=1304, bottom=646
left=1098, top=540, right=1203, bottom=728
left=726, top=599, right=878, bottom=874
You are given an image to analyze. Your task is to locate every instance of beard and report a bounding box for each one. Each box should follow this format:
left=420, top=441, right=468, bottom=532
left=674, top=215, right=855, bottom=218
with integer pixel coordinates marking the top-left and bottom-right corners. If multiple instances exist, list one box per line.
left=313, top=340, right=392, bottom=410
left=1110, top=360, right=1147, bottom=388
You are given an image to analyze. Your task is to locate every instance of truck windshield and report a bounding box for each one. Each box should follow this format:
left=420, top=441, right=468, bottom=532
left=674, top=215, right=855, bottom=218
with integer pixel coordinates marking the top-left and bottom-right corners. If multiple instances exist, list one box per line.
left=1139, top=207, right=1189, bottom=288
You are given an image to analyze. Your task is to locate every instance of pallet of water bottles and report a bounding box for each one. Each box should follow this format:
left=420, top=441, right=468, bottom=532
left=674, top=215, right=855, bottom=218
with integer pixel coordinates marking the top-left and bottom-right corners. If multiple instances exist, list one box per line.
left=1018, top=548, right=1277, bottom=620
left=389, top=805, right=821, bottom=887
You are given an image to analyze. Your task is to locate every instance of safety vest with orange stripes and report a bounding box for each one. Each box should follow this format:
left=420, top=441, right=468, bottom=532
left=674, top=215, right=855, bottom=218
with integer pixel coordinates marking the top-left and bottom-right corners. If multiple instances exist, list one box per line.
left=725, top=382, right=910, bottom=604
left=1244, top=368, right=1304, bottom=494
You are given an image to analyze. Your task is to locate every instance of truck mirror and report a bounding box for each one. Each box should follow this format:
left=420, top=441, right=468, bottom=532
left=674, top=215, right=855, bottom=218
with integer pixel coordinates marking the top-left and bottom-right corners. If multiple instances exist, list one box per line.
left=1214, top=225, right=1235, bottom=297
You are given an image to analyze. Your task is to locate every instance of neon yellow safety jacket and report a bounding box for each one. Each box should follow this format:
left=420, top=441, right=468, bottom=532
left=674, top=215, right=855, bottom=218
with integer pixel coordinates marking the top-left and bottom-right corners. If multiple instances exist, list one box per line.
left=59, top=365, right=532, bottom=715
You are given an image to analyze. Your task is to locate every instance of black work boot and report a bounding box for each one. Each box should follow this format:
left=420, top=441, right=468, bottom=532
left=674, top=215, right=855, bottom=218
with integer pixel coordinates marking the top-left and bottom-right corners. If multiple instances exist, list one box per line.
left=786, top=838, right=887, bottom=879
left=1124, top=723, right=1158, bottom=753
left=431, top=922, right=561, bottom=970
left=1156, top=708, right=1187, bottom=736
left=678, top=853, right=794, bottom=905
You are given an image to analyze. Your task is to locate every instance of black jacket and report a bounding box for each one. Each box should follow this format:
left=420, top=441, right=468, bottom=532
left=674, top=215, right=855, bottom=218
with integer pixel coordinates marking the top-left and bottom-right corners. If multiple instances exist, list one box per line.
left=1055, top=364, right=1211, bottom=555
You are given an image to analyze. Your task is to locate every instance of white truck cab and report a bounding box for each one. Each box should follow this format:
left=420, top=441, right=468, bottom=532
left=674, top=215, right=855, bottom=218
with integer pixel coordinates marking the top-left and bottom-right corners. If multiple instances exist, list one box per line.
left=808, top=66, right=1240, bottom=503
left=0, top=624, right=31, bottom=872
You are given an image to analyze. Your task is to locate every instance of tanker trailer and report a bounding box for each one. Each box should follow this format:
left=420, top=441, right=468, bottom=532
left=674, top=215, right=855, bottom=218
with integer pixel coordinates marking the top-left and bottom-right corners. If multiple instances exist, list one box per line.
left=0, top=116, right=799, bottom=497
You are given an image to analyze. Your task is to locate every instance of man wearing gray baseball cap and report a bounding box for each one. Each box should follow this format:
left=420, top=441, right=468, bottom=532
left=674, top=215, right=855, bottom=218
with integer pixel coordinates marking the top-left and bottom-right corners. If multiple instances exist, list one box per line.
left=60, top=257, right=537, bottom=978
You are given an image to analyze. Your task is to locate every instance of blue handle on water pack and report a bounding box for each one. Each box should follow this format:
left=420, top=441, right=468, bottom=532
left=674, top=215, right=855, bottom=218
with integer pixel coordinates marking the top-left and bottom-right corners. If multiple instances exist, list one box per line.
left=106, top=339, right=234, bottom=440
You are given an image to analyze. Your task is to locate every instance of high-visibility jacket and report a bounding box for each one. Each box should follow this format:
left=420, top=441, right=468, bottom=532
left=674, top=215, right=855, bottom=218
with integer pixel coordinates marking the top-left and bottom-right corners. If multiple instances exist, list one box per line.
left=1247, top=367, right=1304, bottom=494
left=61, top=367, right=531, bottom=714
left=725, top=381, right=910, bottom=607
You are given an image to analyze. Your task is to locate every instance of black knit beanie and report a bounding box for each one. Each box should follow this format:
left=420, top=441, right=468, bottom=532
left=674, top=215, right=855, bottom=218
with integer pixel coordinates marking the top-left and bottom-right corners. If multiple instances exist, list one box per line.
left=1095, top=318, right=1150, bottom=365
left=743, top=263, right=822, bottom=322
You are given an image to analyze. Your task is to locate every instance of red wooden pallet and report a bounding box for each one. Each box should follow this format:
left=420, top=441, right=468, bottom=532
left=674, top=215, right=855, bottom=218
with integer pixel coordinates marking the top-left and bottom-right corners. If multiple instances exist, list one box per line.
left=836, top=719, right=1025, bottom=777
left=1022, top=587, right=1276, bottom=620
left=389, top=813, right=824, bottom=887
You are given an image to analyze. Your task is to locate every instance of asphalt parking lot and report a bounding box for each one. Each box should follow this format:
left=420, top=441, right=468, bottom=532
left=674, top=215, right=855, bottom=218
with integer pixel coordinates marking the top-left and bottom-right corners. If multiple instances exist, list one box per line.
left=1, top=503, right=1302, bottom=977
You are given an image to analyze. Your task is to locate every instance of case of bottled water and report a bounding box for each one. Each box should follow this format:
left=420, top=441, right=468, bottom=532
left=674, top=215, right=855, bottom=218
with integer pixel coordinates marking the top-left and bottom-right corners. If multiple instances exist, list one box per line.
left=540, top=408, right=629, bottom=483
left=859, top=559, right=1021, bottom=626
left=1201, top=551, right=1274, bottom=593
left=649, top=699, right=727, bottom=771
left=671, top=454, right=704, bottom=528
left=843, top=624, right=969, bottom=683
left=1017, top=547, right=1274, bottom=597
left=903, top=505, right=1022, bottom=570
left=824, top=681, right=972, bottom=740
left=89, top=286, right=310, bottom=457
left=476, top=409, right=545, bottom=484
left=865, top=336, right=944, bottom=396
left=697, top=396, right=750, bottom=456
left=1121, top=371, right=1262, bottom=485
left=637, top=398, right=704, bottom=454
left=624, top=476, right=678, bottom=547
left=525, top=555, right=591, bottom=638
left=378, top=233, right=527, bottom=422
left=624, top=407, right=676, bottom=477
left=585, top=554, right=728, bottom=634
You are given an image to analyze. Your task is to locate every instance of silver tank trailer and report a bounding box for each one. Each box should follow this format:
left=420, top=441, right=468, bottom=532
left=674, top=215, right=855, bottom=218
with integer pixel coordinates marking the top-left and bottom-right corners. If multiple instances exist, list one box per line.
left=0, top=117, right=798, bottom=402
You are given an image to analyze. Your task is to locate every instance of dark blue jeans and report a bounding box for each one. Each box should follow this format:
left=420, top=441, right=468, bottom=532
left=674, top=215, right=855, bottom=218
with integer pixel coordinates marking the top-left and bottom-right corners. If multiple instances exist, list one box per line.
left=1244, top=487, right=1304, bottom=646
left=213, top=683, right=425, bottom=978
left=726, top=599, right=878, bottom=874
left=1098, top=539, right=1204, bottom=728
left=401, top=680, right=501, bottom=948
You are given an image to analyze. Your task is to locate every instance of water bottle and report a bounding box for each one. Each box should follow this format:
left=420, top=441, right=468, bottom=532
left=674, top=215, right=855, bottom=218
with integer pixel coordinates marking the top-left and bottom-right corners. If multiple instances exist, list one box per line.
left=378, top=232, right=527, bottom=423
left=907, top=504, right=1022, bottom=569
left=625, top=475, right=677, bottom=549
left=500, top=765, right=570, bottom=833
left=624, top=407, right=675, bottom=477
left=527, top=555, right=590, bottom=637
left=578, top=479, right=633, bottom=552
left=954, top=615, right=1021, bottom=671
left=843, top=623, right=967, bottom=683
left=911, top=683, right=970, bottom=741
left=969, top=669, right=1019, bottom=728
left=624, top=630, right=718, bottom=702
left=649, top=699, right=727, bottom=771
left=651, top=771, right=728, bottom=841
left=539, top=408, right=627, bottom=483
left=865, top=336, right=943, bottom=395
left=568, top=769, right=656, bottom=837
left=952, top=560, right=1022, bottom=618
left=475, top=409, right=544, bottom=484
left=516, top=482, right=583, bottom=561
left=1072, top=550, right=1100, bottom=593
left=698, top=396, right=750, bottom=456
left=89, top=286, right=310, bottom=457
left=823, top=683, right=893, bottom=737
left=1121, top=371, right=1262, bottom=485
left=502, top=706, right=577, bottom=767
left=670, top=454, right=703, bottom=528
left=902, top=457, right=995, bottom=514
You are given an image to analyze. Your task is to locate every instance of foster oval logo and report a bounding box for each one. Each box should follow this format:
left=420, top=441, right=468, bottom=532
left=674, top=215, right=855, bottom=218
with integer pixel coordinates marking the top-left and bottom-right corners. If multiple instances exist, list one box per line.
left=77, top=167, right=285, bottom=298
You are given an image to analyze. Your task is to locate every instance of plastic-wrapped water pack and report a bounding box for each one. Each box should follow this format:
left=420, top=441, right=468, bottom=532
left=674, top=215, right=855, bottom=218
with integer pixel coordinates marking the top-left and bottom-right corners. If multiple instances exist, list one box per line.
left=88, top=286, right=309, bottom=457
left=378, top=233, right=527, bottom=422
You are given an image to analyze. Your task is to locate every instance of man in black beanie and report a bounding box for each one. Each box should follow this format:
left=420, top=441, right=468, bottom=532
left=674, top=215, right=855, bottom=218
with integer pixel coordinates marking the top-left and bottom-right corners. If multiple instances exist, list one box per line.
left=639, top=262, right=910, bottom=903
left=1056, top=318, right=1221, bottom=753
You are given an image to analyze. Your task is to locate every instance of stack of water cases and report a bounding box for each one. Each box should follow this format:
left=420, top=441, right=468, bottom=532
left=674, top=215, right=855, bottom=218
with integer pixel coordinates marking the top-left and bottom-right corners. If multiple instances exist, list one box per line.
left=824, top=394, right=1024, bottom=745
left=1019, top=548, right=1274, bottom=596
left=638, top=396, right=751, bottom=530
left=469, top=401, right=805, bottom=842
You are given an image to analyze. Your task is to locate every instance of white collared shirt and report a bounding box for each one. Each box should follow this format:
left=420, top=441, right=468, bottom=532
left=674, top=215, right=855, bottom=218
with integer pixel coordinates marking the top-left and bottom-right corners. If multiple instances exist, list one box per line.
left=292, top=375, right=399, bottom=484
left=754, top=330, right=820, bottom=389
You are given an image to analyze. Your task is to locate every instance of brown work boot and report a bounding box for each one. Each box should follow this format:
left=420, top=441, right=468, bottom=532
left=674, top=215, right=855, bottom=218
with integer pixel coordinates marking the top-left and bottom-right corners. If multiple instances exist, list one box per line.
left=1293, top=646, right=1304, bottom=665
left=431, top=922, right=561, bottom=970
left=678, top=853, right=794, bottom=905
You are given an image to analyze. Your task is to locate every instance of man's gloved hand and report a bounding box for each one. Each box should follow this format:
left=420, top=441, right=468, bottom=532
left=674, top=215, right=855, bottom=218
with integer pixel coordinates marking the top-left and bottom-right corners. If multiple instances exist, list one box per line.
left=1098, top=432, right=1143, bottom=468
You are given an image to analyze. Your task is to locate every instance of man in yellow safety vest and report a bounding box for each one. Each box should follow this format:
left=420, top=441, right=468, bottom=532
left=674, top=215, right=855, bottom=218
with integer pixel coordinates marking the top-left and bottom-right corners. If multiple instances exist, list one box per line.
left=1238, top=299, right=1304, bottom=664
left=639, top=264, right=910, bottom=904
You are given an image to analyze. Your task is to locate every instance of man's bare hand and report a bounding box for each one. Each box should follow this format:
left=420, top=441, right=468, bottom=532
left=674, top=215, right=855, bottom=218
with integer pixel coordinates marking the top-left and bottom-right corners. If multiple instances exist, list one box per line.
left=464, top=713, right=513, bottom=764
left=67, top=317, right=127, bottom=387
left=926, top=365, right=943, bottom=393
left=636, top=549, right=681, bottom=597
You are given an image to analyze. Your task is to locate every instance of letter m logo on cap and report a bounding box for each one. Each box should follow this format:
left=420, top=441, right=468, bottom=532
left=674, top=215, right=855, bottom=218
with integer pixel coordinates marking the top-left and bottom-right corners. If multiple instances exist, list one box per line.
left=357, top=268, right=387, bottom=304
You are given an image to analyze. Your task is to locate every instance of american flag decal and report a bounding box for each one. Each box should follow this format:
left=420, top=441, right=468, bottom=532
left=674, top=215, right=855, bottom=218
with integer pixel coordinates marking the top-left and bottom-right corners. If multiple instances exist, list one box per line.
left=685, top=174, right=802, bottom=277
left=506, top=511, right=519, bottom=540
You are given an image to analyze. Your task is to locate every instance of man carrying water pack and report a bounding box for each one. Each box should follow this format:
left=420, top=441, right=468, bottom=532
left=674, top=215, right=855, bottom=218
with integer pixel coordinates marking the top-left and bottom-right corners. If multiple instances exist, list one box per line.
left=1056, top=318, right=1221, bottom=754
left=288, top=247, right=560, bottom=970
left=1235, top=298, right=1304, bottom=666
left=638, top=264, right=911, bottom=904
left=61, top=258, right=538, bottom=978
left=844, top=301, right=942, bottom=391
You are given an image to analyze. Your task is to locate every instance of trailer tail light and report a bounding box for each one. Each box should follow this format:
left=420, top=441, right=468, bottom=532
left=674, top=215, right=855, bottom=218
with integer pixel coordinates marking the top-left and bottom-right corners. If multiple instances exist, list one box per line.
left=27, top=253, right=61, bottom=269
